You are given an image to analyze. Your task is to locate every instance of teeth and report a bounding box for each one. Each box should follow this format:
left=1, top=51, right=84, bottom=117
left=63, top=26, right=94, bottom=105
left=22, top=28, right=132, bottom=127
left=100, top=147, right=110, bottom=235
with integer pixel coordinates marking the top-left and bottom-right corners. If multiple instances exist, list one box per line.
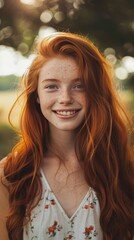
left=56, top=110, right=76, bottom=116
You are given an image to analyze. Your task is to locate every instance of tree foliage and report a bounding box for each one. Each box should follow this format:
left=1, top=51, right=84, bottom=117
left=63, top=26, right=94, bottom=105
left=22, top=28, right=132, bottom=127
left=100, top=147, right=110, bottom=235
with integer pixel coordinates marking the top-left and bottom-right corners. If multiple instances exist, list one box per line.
left=0, top=0, right=134, bottom=56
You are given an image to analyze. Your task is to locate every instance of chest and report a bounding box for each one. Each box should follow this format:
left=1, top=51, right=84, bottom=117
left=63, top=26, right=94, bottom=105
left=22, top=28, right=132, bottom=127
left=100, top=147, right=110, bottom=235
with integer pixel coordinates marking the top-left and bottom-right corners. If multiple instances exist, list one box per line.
left=23, top=181, right=102, bottom=240
left=43, top=167, right=89, bottom=218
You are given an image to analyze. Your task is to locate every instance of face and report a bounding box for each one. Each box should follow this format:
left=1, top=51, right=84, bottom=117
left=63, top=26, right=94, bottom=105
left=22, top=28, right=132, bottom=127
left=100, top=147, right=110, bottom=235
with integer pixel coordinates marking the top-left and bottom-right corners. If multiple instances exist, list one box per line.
left=37, top=56, right=86, bottom=133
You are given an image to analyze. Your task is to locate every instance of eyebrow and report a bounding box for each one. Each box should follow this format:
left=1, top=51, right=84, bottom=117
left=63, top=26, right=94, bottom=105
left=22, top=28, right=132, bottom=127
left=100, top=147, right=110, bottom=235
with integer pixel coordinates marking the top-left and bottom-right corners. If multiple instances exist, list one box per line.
left=41, top=78, right=81, bottom=83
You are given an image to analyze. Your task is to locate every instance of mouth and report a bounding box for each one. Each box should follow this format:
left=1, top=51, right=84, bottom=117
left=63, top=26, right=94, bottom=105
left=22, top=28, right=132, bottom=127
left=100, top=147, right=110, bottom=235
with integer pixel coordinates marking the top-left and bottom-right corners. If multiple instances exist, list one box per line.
left=52, top=109, right=81, bottom=117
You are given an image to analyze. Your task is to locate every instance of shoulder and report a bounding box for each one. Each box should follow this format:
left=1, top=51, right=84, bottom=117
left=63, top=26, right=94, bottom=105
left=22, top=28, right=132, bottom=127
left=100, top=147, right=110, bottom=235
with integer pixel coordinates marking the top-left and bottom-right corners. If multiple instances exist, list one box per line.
left=0, top=157, right=9, bottom=218
left=0, top=157, right=8, bottom=184
left=0, top=157, right=7, bottom=181
left=0, top=158, right=10, bottom=239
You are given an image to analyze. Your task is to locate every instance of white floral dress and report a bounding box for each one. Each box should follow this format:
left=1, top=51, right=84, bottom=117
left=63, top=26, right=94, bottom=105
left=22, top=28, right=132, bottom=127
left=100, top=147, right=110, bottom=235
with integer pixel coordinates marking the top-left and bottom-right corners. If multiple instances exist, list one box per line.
left=23, top=170, right=103, bottom=240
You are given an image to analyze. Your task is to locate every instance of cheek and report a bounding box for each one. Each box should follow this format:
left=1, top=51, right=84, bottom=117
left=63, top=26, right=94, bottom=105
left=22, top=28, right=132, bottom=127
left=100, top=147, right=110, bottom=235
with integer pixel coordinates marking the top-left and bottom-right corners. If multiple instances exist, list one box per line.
left=76, top=94, right=86, bottom=106
left=39, top=95, right=55, bottom=109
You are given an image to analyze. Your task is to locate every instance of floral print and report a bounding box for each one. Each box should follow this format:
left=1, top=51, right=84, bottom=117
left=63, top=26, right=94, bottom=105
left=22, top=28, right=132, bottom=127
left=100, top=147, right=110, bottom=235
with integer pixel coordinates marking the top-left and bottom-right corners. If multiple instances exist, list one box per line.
left=83, top=226, right=98, bottom=239
left=44, top=197, right=56, bottom=209
left=83, top=197, right=97, bottom=210
left=46, top=221, right=62, bottom=237
left=70, top=215, right=77, bottom=228
left=64, top=231, right=75, bottom=240
left=44, top=195, right=98, bottom=239
left=23, top=172, right=103, bottom=240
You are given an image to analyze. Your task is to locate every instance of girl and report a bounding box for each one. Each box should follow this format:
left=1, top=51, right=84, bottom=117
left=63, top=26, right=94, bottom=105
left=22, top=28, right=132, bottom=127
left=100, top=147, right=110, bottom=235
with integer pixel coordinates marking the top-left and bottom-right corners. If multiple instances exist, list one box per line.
left=0, top=32, right=134, bottom=240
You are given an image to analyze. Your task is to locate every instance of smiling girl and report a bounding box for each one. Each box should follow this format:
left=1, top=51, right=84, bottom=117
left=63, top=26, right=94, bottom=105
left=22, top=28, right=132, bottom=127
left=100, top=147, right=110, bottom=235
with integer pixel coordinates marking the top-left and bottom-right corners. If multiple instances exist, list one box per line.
left=0, top=32, right=134, bottom=240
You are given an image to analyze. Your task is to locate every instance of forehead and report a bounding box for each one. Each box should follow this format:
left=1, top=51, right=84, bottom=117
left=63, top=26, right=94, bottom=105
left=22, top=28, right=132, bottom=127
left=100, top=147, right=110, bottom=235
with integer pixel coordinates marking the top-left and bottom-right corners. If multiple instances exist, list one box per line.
left=38, top=56, right=79, bottom=82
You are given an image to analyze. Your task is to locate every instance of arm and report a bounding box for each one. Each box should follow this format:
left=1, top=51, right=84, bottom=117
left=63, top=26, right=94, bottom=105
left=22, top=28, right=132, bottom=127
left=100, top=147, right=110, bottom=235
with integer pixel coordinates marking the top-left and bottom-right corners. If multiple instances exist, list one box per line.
left=0, top=158, right=9, bottom=240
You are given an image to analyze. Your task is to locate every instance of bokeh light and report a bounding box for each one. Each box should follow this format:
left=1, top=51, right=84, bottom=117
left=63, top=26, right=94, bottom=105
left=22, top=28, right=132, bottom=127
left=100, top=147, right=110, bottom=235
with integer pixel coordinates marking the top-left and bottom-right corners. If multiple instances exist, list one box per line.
left=20, top=0, right=36, bottom=5
left=18, top=42, right=29, bottom=55
left=20, top=0, right=44, bottom=7
left=122, top=56, right=134, bottom=73
left=104, top=47, right=116, bottom=56
left=38, top=26, right=56, bottom=38
left=0, top=26, right=13, bottom=41
left=54, top=11, right=65, bottom=23
left=23, top=29, right=33, bottom=41
left=0, top=0, right=4, bottom=8
left=115, top=67, right=128, bottom=80
left=106, top=54, right=117, bottom=65
left=40, top=10, right=53, bottom=23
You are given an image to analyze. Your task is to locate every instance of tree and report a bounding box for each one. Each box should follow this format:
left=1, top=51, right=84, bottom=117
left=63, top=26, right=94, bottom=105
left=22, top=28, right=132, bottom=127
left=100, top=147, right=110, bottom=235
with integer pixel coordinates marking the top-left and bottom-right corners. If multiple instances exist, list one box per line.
left=0, top=0, right=134, bottom=57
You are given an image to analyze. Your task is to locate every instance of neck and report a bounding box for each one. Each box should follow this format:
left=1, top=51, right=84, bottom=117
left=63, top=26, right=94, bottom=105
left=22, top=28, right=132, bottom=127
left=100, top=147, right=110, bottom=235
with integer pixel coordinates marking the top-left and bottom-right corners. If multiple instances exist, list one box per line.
left=43, top=126, right=82, bottom=172
left=48, top=127, right=77, bottom=161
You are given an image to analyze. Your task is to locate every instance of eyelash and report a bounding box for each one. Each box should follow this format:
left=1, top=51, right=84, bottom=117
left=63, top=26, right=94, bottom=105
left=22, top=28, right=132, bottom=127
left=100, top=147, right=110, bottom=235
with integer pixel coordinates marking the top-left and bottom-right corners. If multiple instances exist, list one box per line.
left=45, top=84, right=58, bottom=90
left=73, top=83, right=84, bottom=89
left=44, top=83, right=84, bottom=91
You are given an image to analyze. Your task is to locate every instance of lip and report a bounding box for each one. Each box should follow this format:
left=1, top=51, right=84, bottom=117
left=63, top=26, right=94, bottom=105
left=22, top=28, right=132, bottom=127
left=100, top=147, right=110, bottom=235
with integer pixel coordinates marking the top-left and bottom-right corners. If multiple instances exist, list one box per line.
left=52, top=109, right=81, bottom=111
left=52, top=109, right=81, bottom=119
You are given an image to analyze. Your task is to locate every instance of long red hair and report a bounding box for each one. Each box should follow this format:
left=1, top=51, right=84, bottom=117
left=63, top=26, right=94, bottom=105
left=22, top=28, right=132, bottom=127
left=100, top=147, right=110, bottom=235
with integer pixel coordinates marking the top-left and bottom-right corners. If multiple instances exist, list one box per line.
left=3, top=32, right=134, bottom=239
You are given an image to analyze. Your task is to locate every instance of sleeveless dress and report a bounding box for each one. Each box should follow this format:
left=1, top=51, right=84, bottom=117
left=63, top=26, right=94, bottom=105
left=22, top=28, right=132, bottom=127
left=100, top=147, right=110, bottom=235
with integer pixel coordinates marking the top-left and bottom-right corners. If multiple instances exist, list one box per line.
left=23, top=170, right=103, bottom=240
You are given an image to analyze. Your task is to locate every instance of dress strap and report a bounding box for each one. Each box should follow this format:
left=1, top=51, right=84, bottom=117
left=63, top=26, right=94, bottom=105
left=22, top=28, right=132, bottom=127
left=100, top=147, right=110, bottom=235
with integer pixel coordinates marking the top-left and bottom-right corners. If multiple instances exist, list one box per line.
left=40, top=168, right=51, bottom=191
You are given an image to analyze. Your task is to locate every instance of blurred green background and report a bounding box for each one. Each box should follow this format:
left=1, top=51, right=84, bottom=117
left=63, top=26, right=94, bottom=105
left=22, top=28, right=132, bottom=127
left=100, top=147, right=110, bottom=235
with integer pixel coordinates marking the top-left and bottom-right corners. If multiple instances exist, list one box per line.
left=0, top=0, right=134, bottom=159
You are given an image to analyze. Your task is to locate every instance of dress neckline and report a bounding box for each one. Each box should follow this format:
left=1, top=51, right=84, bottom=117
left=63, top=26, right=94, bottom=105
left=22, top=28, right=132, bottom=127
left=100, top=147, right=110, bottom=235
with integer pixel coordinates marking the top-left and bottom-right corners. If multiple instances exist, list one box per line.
left=40, top=168, right=91, bottom=221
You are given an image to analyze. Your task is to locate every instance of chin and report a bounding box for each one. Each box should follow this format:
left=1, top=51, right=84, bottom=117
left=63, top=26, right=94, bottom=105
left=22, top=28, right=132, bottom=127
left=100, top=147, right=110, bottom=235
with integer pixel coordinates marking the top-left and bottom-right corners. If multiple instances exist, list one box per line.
left=55, top=124, right=82, bottom=131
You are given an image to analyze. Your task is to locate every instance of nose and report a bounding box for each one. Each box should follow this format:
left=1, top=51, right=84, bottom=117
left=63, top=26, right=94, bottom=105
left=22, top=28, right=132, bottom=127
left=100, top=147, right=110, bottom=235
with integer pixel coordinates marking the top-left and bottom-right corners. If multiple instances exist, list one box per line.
left=58, top=89, right=73, bottom=105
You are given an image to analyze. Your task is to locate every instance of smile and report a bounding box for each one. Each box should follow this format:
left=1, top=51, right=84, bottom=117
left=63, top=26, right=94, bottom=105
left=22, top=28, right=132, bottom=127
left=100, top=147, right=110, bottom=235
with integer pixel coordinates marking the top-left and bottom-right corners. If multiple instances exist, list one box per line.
left=53, top=109, right=80, bottom=117
left=56, top=110, right=76, bottom=116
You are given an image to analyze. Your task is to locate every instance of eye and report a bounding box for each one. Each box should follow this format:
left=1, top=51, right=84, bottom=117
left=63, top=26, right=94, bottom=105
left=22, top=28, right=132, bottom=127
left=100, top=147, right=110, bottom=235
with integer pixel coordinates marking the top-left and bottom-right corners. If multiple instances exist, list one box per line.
left=72, top=83, right=84, bottom=90
left=44, top=84, right=59, bottom=90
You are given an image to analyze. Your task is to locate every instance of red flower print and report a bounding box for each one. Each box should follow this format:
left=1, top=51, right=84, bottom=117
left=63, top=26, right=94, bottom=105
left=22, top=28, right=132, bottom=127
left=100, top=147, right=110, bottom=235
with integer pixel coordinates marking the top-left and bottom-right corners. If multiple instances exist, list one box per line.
left=83, top=225, right=98, bottom=239
left=54, top=221, right=58, bottom=226
left=64, top=231, right=75, bottom=240
left=86, top=226, right=94, bottom=232
left=84, top=205, right=89, bottom=209
left=45, top=204, right=49, bottom=209
left=49, top=226, right=56, bottom=233
left=45, top=198, right=56, bottom=209
left=46, top=221, right=62, bottom=237
left=90, top=203, right=94, bottom=208
left=51, top=199, right=56, bottom=205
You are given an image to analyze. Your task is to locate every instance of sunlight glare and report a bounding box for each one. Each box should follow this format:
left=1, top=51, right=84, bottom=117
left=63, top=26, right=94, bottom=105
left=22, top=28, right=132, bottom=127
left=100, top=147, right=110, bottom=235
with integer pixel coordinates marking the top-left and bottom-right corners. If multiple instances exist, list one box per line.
left=0, top=46, right=16, bottom=75
left=0, top=46, right=35, bottom=76
left=20, top=0, right=36, bottom=5
left=38, top=26, right=56, bottom=38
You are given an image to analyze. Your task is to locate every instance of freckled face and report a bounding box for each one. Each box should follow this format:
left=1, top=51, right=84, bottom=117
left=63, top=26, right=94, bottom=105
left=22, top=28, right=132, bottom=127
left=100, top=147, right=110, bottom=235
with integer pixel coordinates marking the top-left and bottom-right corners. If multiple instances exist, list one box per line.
left=37, top=56, right=86, bottom=133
